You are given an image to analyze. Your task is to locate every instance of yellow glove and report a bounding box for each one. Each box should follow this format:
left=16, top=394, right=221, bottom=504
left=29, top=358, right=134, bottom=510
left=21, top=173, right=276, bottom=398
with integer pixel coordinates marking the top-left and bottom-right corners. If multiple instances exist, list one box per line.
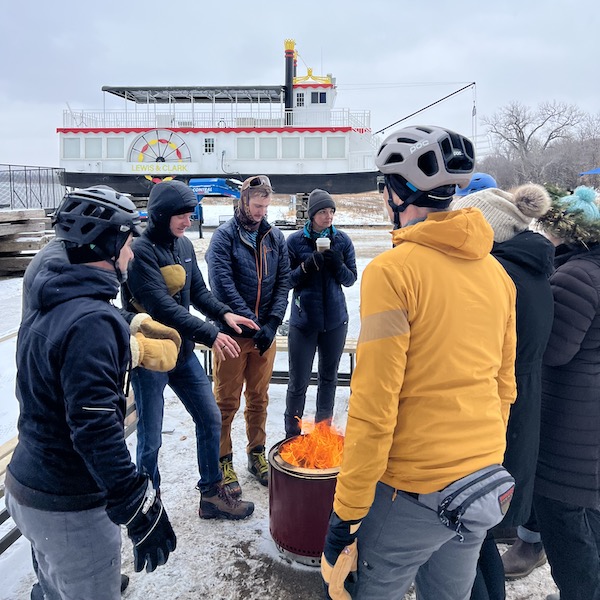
left=321, top=540, right=358, bottom=600
left=130, top=314, right=181, bottom=352
left=160, top=264, right=186, bottom=297
left=131, top=333, right=178, bottom=372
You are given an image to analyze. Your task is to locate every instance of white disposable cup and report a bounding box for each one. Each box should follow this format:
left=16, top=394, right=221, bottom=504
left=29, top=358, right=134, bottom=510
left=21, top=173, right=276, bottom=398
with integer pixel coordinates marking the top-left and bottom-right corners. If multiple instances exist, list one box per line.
left=316, top=238, right=331, bottom=252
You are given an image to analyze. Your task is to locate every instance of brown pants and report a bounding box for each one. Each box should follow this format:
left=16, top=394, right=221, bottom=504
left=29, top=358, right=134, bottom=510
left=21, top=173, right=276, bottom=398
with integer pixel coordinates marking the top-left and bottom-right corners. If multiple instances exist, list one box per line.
left=213, top=337, right=276, bottom=457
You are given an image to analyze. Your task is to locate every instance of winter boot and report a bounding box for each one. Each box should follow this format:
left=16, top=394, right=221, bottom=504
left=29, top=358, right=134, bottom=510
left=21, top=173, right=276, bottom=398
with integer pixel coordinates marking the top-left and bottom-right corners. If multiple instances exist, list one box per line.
left=502, top=538, right=546, bottom=579
left=491, top=525, right=518, bottom=544
left=199, top=481, right=254, bottom=520
left=248, top=445, right=269, bottom=486
left=219, top=453, right=242, bottom=498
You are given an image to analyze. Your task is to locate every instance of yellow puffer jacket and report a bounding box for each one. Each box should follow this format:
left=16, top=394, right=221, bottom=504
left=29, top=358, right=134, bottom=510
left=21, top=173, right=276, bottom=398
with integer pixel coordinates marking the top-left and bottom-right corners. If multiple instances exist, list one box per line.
left=334, top=208, right=517, bottom=521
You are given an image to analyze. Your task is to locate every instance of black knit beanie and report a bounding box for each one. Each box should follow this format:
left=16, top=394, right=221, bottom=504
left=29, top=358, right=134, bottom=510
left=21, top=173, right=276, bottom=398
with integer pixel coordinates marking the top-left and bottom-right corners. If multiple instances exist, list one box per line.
left=307, top=189, right=336, bottom=220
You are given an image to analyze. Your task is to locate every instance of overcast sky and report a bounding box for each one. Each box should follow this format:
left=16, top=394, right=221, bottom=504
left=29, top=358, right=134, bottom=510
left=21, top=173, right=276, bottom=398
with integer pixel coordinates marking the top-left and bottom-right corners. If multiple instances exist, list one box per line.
left=1, top=0, right=598, bottom=168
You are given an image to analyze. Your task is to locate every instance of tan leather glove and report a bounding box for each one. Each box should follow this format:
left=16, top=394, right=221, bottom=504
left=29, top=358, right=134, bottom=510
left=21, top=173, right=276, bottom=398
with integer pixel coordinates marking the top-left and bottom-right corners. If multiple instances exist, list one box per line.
left=160, top=264, right=186, bottom=297
left=131, top=333, right=178, bottom=372
left=130, top=314, right=181, bottom=352
left=321, top=540, right=358, bottom=600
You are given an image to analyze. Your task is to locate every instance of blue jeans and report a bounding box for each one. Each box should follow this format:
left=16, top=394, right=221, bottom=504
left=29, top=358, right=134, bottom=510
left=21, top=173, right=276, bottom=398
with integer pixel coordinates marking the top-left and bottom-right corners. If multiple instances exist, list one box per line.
left=6, top=490, right=121, bottom=600
left=355, top=482, right=486, bottom=600
left=131, top=351, right=222, bottom=492
left=534, top=493, right=600, bottom=600
left=284, top=323, right=348, bottom=437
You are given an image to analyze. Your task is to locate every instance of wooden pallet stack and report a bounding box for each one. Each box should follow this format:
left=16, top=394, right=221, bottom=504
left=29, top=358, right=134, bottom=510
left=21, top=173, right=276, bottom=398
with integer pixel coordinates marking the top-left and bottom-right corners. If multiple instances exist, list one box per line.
left=0, top=209, right=53, bottom=275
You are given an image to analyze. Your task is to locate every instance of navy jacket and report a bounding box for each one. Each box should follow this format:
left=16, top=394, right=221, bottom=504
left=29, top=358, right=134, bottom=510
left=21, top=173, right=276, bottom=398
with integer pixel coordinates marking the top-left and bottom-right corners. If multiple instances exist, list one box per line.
left=123, top=192, right=232, bottom=360
left=492, top=230, right=555, bottom=527
left=206, top=216, right=290, bottom=335
left=536, top=243, right=600, bottom=509
left=287, top=227, right=357, bottom=332
left=8, top=261, right=144, bottom=516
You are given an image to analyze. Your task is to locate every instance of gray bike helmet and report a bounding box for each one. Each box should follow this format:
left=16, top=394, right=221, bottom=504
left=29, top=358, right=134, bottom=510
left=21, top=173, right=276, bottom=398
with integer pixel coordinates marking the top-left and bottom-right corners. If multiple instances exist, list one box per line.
left=53, top=186, right=142, bottom=267
left=375, top=126, right=475, bottom=222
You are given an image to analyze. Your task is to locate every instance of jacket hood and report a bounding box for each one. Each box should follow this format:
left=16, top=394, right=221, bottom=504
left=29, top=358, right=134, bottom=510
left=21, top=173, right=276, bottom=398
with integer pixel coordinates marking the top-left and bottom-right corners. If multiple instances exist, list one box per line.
left=391, top=207, right=494, bottom=260
left=29, top=260, right=120, bottom=312
left=492, top=230, right=555, bottom=277
left=146, top=181, right=197, bottom=243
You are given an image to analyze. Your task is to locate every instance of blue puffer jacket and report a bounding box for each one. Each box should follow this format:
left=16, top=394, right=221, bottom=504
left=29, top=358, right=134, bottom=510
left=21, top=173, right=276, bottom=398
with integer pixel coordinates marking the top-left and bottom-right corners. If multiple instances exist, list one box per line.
left=123, top=185, right=233, bottom=360
left=8, top=261, right=145, bottom=516
left=287, top=226, right=357, bottom=332
left=206, top=216, right=290, bottom=335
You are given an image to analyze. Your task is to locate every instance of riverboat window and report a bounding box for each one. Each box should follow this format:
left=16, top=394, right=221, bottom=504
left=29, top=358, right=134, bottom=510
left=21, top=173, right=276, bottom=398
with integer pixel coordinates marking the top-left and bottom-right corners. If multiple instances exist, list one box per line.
left=63, top=138, right=80, bottom=159
left=259, top=138, right=277, bottom=159
left=107, top=138, right=124, bottom=159
left=327, top=137, right=345, bottom=159
left=304, top=137, right=322, bottom=159
left=282, top=137, right=300, bottom=159
left=311, top=92, right=327, bottom=104
left=85, top=138, right=102, bottom=159
left=204, top=138, right=215, bottom=154
left=296, top=92, right=305, bottom=107
left=237, top=138, right=255, bottom=159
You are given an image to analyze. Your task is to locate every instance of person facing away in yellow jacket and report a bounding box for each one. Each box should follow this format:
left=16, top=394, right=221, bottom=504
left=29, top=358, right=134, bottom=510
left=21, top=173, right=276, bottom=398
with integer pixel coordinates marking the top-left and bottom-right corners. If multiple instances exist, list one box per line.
left=321, top=125, right=518, bottom=600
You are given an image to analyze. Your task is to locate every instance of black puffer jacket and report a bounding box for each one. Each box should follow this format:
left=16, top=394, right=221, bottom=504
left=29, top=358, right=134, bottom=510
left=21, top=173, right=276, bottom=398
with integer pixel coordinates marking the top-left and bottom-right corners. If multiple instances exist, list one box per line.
left=535, top=243, right=600, bottom=509
left=7, top=261, right=145, bottom=516
left=205, top=215, right=290, bottom=335
left=287, top=226, right=357, bottom=332
left=123, top=183, right=232, bottom=360
left=492, top=230, right=555, bottom=527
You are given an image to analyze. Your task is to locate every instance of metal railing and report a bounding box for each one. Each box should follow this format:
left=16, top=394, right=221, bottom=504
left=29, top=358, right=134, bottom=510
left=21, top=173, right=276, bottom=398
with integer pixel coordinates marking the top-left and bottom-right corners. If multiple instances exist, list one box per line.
left=62, top=108, right=372, bottom=131
left=0, top=165, right=66, bottom=210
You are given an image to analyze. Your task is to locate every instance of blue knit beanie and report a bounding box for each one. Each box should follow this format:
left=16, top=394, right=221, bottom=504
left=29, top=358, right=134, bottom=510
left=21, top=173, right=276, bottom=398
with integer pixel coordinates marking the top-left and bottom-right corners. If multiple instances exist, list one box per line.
left=561, top=186, right=600, bottom=221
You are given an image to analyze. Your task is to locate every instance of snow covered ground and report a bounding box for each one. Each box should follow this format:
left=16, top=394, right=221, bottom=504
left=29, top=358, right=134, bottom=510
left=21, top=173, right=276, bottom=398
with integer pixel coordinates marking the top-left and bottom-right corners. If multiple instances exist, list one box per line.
left=0, top=197, right=558, bottom=599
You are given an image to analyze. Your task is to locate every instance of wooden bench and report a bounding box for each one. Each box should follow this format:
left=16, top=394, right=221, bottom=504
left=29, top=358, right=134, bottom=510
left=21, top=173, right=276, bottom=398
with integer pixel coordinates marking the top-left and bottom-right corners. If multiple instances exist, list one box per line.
left=197, top=335, right=357, bottom=386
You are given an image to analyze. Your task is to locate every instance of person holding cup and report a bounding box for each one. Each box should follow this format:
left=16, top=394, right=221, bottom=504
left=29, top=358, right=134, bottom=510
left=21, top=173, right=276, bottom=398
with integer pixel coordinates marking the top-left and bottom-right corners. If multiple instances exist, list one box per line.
left=284, top=188, right=357, bottom=437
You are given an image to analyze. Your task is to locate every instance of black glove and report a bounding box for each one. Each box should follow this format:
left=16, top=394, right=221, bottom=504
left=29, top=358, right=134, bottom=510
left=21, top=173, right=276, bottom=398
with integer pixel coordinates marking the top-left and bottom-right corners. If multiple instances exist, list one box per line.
left=301, top=251, right=325, bottom=274
left=321, top=512, right=361, bottom=599
left=322, top=249, right=343, bottom=272
left=125, top=479, right=177, bottom=573
left=253, top=316, right=280, bottom=356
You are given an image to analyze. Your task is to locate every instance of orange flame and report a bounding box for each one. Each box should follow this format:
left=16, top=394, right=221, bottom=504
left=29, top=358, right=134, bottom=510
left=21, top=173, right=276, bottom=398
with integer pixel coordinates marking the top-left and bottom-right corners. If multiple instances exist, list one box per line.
left=279, top=421, right=344, bottom=469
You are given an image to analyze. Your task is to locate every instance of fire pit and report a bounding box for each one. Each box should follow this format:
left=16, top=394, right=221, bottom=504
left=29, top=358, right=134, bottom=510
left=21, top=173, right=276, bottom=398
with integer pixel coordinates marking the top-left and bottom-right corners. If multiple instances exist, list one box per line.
left=268, top=424, right=344, bottom=566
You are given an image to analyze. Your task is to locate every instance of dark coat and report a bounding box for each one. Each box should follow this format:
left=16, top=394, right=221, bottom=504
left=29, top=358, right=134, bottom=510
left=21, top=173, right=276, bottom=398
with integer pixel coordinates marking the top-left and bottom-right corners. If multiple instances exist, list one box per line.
left=286, top=227, right=357, bottom=332
left=205, top=216, right=290, bottom=335
left=8, top=261, right=144, bottom=516
left=535, top=243, right=600, bottom=509
left=492, top=230, right=555, bottom=527
left=123, top=189, right=232, bottom=360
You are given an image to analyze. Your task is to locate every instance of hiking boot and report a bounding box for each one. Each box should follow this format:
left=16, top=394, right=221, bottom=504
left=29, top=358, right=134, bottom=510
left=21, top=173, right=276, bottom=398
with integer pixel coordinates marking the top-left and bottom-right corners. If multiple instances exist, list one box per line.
left=502, top=538, right=546, bottom=579
left=199, top=481, right=254, bottom=520
left=248, top=445, right=269, bottom=486
left=219, top=453, right=242, bottom=498
left=491, top=525, right=518, bottom=544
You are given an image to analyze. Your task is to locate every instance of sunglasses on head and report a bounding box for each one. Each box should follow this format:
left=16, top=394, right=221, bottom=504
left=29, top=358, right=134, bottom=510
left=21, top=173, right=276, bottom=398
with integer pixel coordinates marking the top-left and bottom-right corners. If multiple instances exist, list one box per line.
left=242, top=175, right=272, bottom=191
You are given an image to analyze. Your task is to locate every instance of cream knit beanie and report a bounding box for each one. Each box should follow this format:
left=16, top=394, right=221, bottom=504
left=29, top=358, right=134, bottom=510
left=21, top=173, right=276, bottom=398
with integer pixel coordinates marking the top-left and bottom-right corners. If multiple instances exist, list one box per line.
left=451, top=184, right=551, bottom=243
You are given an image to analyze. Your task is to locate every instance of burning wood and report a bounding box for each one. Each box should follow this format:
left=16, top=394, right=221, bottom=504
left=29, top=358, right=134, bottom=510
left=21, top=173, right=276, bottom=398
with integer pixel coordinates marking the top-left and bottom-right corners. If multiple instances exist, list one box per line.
left=279, top=421, right=344, bottom=469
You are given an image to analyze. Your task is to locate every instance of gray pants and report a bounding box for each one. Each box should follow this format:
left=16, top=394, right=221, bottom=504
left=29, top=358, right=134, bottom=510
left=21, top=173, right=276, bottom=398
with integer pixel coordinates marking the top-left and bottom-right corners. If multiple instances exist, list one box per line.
left=6, top=490, right=122, bottom=600
left=355, top=482, right=486, bottom=600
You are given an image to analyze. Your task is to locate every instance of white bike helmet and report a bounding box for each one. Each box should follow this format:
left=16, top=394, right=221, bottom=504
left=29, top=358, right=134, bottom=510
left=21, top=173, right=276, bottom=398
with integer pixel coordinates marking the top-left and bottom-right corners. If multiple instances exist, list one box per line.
left=375, top=126, right=475, bottom=223
left=376, top=125, right=475, bottom=192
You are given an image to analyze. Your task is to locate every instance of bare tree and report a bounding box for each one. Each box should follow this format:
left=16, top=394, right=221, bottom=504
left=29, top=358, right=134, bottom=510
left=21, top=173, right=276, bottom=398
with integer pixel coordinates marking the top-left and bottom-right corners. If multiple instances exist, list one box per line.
left=482, top=101, right=584, bottom=184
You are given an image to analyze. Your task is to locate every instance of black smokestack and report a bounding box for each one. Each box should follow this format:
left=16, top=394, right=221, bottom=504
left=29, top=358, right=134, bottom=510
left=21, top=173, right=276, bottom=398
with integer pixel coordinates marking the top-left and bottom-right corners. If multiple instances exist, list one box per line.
left=284, top=39, right=295, bottom=113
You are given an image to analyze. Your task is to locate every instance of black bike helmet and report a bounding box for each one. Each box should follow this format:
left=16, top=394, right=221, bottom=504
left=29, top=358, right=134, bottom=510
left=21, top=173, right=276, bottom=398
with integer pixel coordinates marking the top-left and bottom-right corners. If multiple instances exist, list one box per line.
left=375, top=126, right=475, bottom=220
left=53, top=186, right=142, bottom=265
